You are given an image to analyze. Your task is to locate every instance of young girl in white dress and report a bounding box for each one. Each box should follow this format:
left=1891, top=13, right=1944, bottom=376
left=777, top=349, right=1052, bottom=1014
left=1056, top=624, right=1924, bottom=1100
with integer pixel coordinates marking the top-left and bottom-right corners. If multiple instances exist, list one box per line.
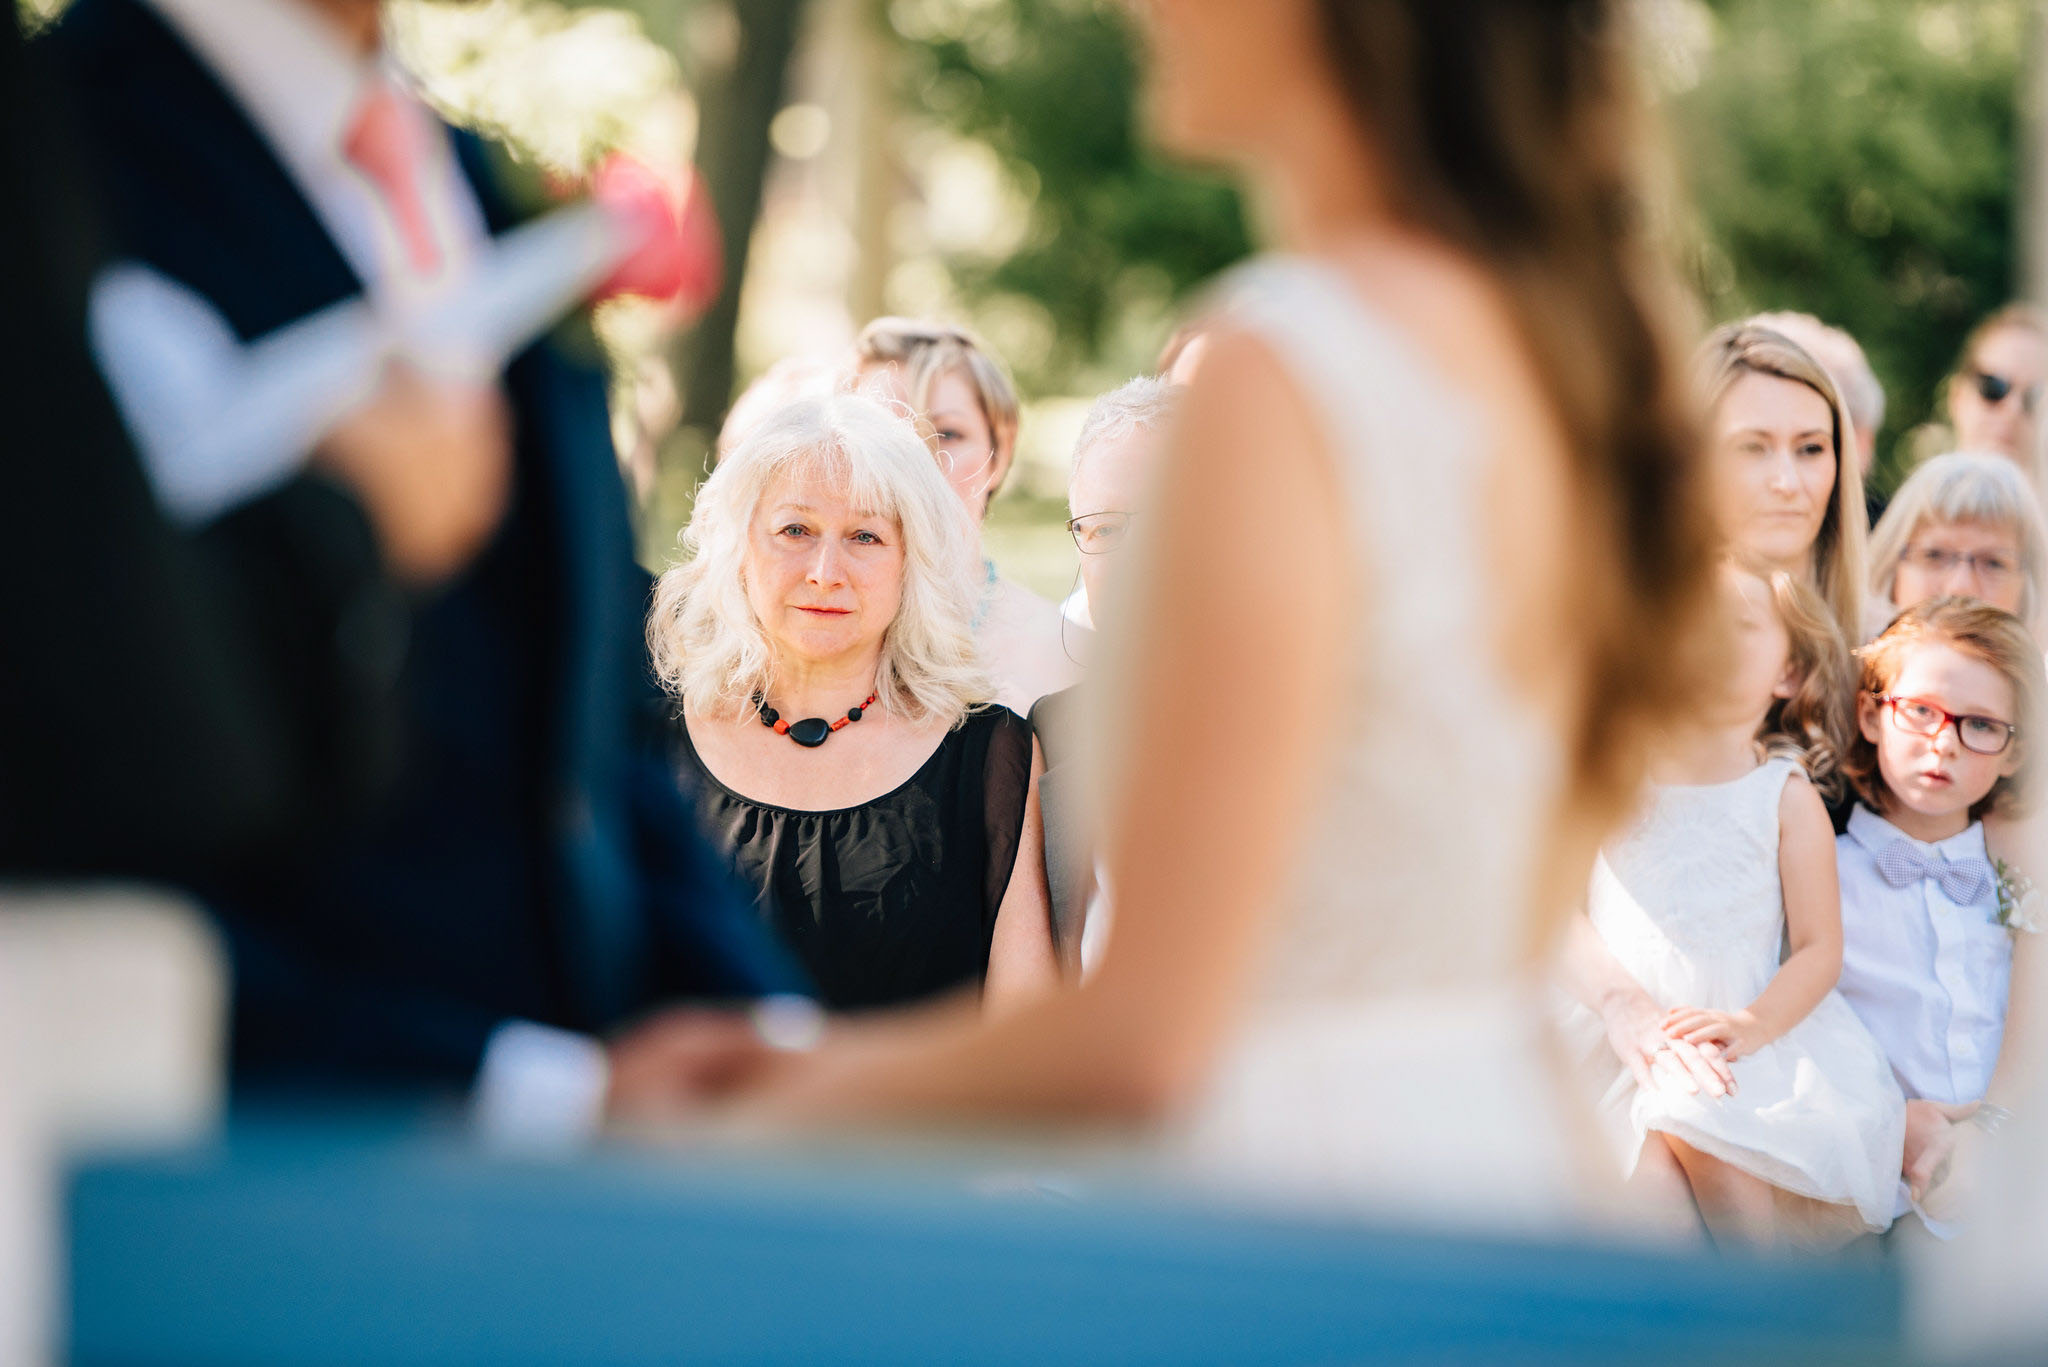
left=1579, top=559, right=1905, bottom=1246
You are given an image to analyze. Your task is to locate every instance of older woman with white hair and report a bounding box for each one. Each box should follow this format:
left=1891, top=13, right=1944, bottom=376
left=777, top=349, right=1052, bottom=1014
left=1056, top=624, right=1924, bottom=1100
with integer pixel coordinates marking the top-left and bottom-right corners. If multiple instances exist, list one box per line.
left=648, top=393, right=1056, bottom=1011
left=1866, top=450, right=2047, bottom=639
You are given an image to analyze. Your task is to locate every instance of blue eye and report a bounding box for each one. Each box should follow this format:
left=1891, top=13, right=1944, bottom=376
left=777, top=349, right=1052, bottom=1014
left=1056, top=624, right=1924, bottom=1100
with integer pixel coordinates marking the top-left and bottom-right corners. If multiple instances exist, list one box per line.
left=851, top=530, right=882, bottom=545
left=777, top=523, right=809, bottom=538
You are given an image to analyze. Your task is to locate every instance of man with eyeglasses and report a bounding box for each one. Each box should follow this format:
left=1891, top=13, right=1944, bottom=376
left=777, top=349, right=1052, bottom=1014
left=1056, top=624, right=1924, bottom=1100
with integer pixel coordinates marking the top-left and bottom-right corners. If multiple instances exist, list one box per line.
left=1947, top=304, right=2047, bottom=469
left=1030, top=376, right=1181, bottom=977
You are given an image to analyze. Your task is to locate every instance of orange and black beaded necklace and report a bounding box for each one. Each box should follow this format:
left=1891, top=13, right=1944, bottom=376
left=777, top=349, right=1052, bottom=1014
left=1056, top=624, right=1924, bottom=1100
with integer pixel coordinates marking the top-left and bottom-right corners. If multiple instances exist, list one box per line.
left=753, top=691, right=878, bottom=748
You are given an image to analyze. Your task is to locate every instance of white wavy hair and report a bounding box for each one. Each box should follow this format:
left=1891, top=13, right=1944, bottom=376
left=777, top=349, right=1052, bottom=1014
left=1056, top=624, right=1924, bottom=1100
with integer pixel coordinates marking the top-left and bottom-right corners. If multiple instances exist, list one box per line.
left=649, top=392, right=992, bottom=725
left=1070, top=375, right=1182, bottom=487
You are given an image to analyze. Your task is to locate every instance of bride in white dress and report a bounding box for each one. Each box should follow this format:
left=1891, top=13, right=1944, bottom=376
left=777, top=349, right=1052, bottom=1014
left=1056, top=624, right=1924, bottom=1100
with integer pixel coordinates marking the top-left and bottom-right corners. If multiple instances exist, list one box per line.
left=650, top=0, right=1721, bottom=1232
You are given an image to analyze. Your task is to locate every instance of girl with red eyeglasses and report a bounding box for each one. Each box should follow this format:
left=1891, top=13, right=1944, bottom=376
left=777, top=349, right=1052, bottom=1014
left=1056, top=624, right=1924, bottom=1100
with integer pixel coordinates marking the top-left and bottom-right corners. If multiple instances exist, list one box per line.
left=1836, top=597, right=2047, bottom=1238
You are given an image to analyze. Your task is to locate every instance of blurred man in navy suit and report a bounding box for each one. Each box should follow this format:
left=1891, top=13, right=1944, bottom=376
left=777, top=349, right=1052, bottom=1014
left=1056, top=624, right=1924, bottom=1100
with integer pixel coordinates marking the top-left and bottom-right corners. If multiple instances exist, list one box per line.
left=0, top=8, right=511, bottom=878
left=38, top=0, right=805, bottom=1136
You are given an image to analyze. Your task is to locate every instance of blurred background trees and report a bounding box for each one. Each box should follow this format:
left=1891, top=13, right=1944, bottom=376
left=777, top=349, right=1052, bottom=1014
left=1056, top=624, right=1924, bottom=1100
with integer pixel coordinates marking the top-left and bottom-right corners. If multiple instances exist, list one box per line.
left=1675, top=0, right=2030, bottom=490
left=18, top=0, right=2038, bottom=567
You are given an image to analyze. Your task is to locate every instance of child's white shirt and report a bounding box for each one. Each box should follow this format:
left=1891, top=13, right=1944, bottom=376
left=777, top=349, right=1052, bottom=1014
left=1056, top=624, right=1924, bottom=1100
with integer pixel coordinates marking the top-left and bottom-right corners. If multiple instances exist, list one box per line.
left=1836, top=804, right=2012, bottom=1107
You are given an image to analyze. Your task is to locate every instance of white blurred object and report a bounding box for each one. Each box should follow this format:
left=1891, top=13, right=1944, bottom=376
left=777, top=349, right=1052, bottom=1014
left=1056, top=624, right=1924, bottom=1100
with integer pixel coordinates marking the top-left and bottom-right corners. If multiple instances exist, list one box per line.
left=88, top=201, right=627, bottom=526
left=1907, top=919, right=2048, bottom=1356
left=1059, top=584, right=1092, bottom=631
left=0, top=889, right=226, bottom=1367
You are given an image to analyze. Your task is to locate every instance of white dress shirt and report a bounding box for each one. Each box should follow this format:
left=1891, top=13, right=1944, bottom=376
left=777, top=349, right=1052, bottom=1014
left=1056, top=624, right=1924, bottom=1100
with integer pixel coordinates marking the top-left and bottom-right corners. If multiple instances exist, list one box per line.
left=1837, top=804, right=2013, bottom=1106
left=146, top=0, right=487, bottom=294
left=89, top=0, right=486, bottom=525
left=91, top=0, right=626, bottom=528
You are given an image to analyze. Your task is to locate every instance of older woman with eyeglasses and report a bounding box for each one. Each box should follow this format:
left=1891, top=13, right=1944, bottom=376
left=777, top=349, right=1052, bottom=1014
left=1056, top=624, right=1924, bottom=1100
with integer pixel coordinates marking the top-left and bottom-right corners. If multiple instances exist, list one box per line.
left=850, top=317, right=1084, bottom=713
left=649, top=392, right=1057, bottom=1014
left=1032, top=377, right=1181, bottom=977
left=1946, top=304, right=2047, bottom=466
left=1867, top=451, right=2048, bottom=640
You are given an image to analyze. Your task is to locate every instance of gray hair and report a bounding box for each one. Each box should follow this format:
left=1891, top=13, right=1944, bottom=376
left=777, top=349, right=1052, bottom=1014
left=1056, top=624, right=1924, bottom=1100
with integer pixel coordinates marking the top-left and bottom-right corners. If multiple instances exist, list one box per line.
left=1868, top=450, right=2047, bottom=633
left=649, top=392, right=992, bottom=725
left=1070, top=376, right=1182, bottom=484
left=1749, top=310, right=1887, bottom=442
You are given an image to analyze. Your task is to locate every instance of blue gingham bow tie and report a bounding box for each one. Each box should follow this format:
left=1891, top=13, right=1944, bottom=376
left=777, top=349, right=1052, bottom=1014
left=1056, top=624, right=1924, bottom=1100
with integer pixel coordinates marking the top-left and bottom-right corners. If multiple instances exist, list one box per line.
left=1877, top=839, right=1993, bottom=904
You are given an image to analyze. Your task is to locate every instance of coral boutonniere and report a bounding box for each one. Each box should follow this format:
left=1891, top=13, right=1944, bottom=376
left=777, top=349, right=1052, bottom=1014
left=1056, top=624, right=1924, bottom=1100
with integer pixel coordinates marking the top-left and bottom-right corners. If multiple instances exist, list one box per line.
left=1992, top=858, right=2043, bottom=933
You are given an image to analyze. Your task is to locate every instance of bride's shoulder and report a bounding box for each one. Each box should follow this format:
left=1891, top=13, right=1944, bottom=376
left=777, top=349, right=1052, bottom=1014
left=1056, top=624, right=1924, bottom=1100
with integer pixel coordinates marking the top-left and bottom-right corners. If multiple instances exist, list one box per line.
left=1328, top=239, right=1540, bottom=389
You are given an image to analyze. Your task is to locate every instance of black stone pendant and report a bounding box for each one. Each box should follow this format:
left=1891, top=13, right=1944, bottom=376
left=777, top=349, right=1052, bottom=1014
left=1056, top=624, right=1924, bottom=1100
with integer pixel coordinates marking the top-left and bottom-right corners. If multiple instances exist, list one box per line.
left=786, top=717, right=832, bottom=748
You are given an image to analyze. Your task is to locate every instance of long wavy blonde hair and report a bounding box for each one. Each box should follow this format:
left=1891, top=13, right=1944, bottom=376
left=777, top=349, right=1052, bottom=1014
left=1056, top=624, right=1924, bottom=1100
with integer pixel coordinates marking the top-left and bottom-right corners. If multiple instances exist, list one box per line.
left=649, top=393, right=993, bottom=725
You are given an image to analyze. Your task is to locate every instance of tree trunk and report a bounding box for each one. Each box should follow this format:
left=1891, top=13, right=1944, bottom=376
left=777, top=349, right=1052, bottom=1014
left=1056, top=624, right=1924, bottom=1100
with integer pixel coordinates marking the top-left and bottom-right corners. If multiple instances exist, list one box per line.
left=679, top=0, right=811, bottom=437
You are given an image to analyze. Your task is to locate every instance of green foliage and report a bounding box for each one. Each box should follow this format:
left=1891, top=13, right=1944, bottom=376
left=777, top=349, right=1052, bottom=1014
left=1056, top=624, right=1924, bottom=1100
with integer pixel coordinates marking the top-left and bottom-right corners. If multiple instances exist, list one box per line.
left=1673, top=0, right=2026, bottom=490
left=885, top=0, right=1250, bottom=394
left=889, top=0, right=2026, bottom=489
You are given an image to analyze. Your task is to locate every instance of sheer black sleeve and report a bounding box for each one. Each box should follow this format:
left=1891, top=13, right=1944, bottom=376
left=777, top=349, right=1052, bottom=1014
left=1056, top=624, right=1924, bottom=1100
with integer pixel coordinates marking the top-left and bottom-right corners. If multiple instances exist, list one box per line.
left=976, top=705, right=1034, bottom=925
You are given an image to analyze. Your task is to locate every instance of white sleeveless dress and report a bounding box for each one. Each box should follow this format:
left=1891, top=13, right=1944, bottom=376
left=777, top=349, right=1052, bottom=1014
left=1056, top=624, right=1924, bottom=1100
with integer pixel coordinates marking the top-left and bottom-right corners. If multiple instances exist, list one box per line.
left=1585, top=757, right=1905, bottom=1231
left=1158, top=256, right=1602, bottom=1233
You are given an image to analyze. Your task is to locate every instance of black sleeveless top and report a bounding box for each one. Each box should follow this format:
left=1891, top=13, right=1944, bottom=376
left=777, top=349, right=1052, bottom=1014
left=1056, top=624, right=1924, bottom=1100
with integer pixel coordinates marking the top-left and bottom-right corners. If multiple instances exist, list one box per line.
left=674, top=706, right=1032, bottom=1009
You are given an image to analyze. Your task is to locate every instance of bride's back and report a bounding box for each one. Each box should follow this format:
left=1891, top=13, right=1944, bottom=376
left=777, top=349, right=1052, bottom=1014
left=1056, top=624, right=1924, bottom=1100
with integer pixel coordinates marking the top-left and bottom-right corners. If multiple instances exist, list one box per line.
left=1201, top=243, right=1585, bottom=998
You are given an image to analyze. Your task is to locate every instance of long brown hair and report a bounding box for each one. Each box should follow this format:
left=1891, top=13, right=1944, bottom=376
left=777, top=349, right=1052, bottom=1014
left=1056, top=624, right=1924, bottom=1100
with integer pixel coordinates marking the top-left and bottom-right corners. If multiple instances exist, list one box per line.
left=1313, top=1, right=1718, bottom=941
left=1742, top=562, right=1855, bottom=803
left=1695, top=323, right=1868, bottom=641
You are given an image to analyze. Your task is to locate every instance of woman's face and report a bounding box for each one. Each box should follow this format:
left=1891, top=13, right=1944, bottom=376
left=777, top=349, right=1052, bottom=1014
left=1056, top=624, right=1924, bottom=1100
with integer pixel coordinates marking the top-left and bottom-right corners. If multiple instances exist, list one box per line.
left=1892, top=517, right=2025, bottom=617
left=1128, top=0, right=1320, bottom=160
left=1709, top=372, right=1838, bottom=577
left=744, top=475, right=905, bottom=669
left=1950, top=324, right=2047, bottom=464
left=859, top=363, right=1004, bottom=523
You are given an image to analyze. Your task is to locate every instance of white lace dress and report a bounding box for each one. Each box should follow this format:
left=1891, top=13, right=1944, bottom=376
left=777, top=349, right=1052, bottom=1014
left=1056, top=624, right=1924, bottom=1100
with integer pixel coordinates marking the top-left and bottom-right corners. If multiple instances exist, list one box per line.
left=1585, top=757, right=1905, bottom=1231
left=1156, top=256, right=1606, bottom=1233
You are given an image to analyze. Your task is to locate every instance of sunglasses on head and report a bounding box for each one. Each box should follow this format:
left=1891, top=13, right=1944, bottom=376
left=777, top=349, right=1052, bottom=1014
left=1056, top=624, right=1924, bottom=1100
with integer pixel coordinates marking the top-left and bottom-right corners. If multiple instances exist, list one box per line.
left=1973, top=369, right=2042, bottom=414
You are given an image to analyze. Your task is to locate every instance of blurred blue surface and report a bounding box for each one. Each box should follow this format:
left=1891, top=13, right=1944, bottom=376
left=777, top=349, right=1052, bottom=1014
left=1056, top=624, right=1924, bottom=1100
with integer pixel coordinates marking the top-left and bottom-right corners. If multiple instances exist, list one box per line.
left=66, top=1111, right=1903, bottom=1366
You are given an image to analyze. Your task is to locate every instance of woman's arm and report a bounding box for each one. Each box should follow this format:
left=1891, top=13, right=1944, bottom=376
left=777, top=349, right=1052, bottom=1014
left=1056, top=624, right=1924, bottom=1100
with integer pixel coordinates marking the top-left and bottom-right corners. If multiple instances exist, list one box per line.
left=722, top=330, right=1352, bottom=1123
left=982, top=738, right=1059, bottom=1017
left=1667, top=774, right=1842, bottom=1058
left=1980, top=814, right=2043, bottom=1111
left=1558, top=912, right=1732, bottom=1096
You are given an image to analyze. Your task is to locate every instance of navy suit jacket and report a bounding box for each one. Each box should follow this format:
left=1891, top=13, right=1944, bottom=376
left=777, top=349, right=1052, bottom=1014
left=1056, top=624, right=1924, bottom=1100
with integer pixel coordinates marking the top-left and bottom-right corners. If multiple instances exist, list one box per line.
left=41, top=0, right=806, bottom=1086
left=1, top=12, right=409, bottom=877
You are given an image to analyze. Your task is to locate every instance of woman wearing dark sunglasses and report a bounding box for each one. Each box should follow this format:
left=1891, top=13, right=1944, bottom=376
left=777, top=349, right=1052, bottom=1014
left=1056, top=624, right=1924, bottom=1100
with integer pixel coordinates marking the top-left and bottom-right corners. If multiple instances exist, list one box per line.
left=1947, top=303, right=2047, bottom=466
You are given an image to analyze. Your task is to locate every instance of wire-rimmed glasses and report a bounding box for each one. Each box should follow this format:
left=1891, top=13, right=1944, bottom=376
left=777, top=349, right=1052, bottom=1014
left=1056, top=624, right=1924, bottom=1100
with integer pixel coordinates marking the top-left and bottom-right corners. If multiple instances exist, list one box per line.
left=1067, top=511, right=1137, bottom=556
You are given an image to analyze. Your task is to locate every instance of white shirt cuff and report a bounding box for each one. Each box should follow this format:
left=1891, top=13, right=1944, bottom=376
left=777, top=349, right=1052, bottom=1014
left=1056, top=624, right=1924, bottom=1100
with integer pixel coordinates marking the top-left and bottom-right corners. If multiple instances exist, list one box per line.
left=470, top=1020, right=610, bottom=1154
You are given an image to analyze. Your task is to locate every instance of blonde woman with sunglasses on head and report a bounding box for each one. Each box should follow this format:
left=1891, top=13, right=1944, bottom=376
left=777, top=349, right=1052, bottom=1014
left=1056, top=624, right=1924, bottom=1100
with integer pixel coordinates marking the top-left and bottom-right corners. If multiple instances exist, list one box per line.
left=851, top=318, right=1084, bottom=713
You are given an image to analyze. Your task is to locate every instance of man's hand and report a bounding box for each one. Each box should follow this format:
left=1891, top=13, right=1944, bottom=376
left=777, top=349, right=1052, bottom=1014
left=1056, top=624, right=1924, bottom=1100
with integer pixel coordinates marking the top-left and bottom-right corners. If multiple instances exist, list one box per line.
left=604, top=1006, right=782, bottom=1123
left=314, top=363, right=511, bottom=585
left=1904, top=1097, right=1981, bottom=1218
